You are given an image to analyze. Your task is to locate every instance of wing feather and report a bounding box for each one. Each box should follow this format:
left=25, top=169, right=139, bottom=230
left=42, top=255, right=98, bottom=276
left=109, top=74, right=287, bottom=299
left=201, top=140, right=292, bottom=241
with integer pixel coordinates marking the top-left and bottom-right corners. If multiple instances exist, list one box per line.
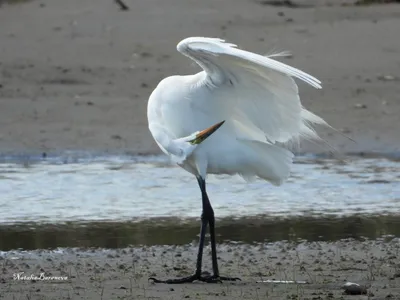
left=177, top=37, right=326, bottom=145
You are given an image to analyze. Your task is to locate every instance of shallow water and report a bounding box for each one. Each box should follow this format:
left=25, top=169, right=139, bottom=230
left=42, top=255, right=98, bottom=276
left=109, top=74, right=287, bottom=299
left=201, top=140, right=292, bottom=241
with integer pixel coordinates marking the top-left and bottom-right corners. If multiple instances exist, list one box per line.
left=1, top=215, right=399, bottom=251
left=0, top=154, right=399, bottom=224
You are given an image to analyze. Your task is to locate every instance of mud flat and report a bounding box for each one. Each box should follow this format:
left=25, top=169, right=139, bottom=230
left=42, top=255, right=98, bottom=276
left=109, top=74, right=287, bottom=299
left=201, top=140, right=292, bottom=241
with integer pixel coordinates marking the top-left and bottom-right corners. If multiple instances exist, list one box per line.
left=1, top=238, right=400, bottom=299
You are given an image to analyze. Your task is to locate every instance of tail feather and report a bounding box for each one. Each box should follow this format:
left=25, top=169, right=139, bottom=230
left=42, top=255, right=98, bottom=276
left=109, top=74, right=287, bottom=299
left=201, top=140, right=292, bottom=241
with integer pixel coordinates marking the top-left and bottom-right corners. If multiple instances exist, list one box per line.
left=238, top=139, right=294, bottom=186
left=301, top=108, right=355, bottom=143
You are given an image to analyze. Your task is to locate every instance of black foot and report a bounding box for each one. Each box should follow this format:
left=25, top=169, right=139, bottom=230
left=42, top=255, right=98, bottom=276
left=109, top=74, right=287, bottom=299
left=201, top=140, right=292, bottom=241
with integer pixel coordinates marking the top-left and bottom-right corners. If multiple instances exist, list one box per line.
left=149, top=274, right=241, bottom=284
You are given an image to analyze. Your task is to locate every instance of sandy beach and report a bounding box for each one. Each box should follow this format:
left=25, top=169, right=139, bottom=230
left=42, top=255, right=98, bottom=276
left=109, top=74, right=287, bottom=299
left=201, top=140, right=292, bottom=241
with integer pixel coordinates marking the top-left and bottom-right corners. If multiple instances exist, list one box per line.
left=0, top=0, right=400, bottom=155
left=1, top=0, right=400, bottom=299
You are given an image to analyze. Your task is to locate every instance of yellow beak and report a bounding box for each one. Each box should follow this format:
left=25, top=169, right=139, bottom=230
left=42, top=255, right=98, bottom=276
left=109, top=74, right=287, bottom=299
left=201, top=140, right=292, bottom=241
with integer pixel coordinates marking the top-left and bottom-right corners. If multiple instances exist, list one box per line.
left=189, top=120, right=225, bottom=145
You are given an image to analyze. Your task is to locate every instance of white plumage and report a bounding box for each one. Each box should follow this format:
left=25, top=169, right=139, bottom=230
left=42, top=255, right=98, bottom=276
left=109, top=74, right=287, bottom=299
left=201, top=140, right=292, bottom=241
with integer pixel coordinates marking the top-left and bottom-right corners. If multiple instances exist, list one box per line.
left=147, top=37, right=329, bottom=186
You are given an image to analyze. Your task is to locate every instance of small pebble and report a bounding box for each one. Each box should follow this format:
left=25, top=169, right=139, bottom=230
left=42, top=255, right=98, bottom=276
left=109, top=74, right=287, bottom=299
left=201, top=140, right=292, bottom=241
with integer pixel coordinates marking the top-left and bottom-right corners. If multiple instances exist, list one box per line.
left=377, top=75, right=396, bottom=81
left=354, top=103, right=367, bottom=109
left=342, top=282, right=367, bottom=295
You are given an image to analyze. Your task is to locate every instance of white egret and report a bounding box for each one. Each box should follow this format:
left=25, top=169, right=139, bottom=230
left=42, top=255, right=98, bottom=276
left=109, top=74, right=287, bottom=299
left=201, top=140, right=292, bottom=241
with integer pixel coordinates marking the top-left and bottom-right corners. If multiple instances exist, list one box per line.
left=147, top=37, right=330, bottom=284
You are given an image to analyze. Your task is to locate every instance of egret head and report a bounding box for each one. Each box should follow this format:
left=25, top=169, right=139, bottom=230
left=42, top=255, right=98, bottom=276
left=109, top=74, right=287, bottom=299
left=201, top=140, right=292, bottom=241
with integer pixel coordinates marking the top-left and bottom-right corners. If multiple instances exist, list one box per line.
left=188, top=120, right=225, bottom=145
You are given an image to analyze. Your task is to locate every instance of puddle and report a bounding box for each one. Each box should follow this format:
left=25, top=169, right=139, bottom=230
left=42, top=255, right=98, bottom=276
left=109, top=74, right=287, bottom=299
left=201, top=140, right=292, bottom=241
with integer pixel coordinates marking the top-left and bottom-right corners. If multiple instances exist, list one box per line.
left=0, top=154, right=399, bottom=224
left=0, top=215, right=399, bottom=251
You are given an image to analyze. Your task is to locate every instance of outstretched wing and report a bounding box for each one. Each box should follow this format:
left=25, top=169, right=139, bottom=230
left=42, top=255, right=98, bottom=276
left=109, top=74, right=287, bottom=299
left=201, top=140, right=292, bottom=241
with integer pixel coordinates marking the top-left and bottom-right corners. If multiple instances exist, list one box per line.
left=177, top=37, right=328, bottom=145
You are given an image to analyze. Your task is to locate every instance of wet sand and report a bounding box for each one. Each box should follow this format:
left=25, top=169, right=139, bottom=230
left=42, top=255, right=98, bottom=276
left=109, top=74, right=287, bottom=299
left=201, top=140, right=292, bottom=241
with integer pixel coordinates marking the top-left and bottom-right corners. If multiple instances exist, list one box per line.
left=1, top=0, right=400, bottom=155
left=1, top=239, right=400, bottom=299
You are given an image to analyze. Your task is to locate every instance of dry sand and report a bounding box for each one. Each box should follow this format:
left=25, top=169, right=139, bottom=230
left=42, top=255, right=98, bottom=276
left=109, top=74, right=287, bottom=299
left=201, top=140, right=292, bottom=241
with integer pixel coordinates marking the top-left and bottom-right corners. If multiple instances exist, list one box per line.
left=0, top=0, right=400, bottom=155
left=1, top=239, right=400, bottom=299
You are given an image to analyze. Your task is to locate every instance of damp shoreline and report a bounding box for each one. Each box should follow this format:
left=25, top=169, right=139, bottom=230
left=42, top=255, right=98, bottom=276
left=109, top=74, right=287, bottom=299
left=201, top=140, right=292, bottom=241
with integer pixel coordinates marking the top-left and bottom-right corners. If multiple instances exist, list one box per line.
left=0, top=214, right=399, bottom=251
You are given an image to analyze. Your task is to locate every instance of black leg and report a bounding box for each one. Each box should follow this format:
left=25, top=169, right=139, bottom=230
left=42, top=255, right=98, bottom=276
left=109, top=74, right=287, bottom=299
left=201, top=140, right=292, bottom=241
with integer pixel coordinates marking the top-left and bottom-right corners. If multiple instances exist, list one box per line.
left=208, top=216, right=240, bottom=282
left=209, top=216, right=219, bottom=276
left=200, top=176, right=240, bottom=282
left=149, top=176, right=240, bottom=284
